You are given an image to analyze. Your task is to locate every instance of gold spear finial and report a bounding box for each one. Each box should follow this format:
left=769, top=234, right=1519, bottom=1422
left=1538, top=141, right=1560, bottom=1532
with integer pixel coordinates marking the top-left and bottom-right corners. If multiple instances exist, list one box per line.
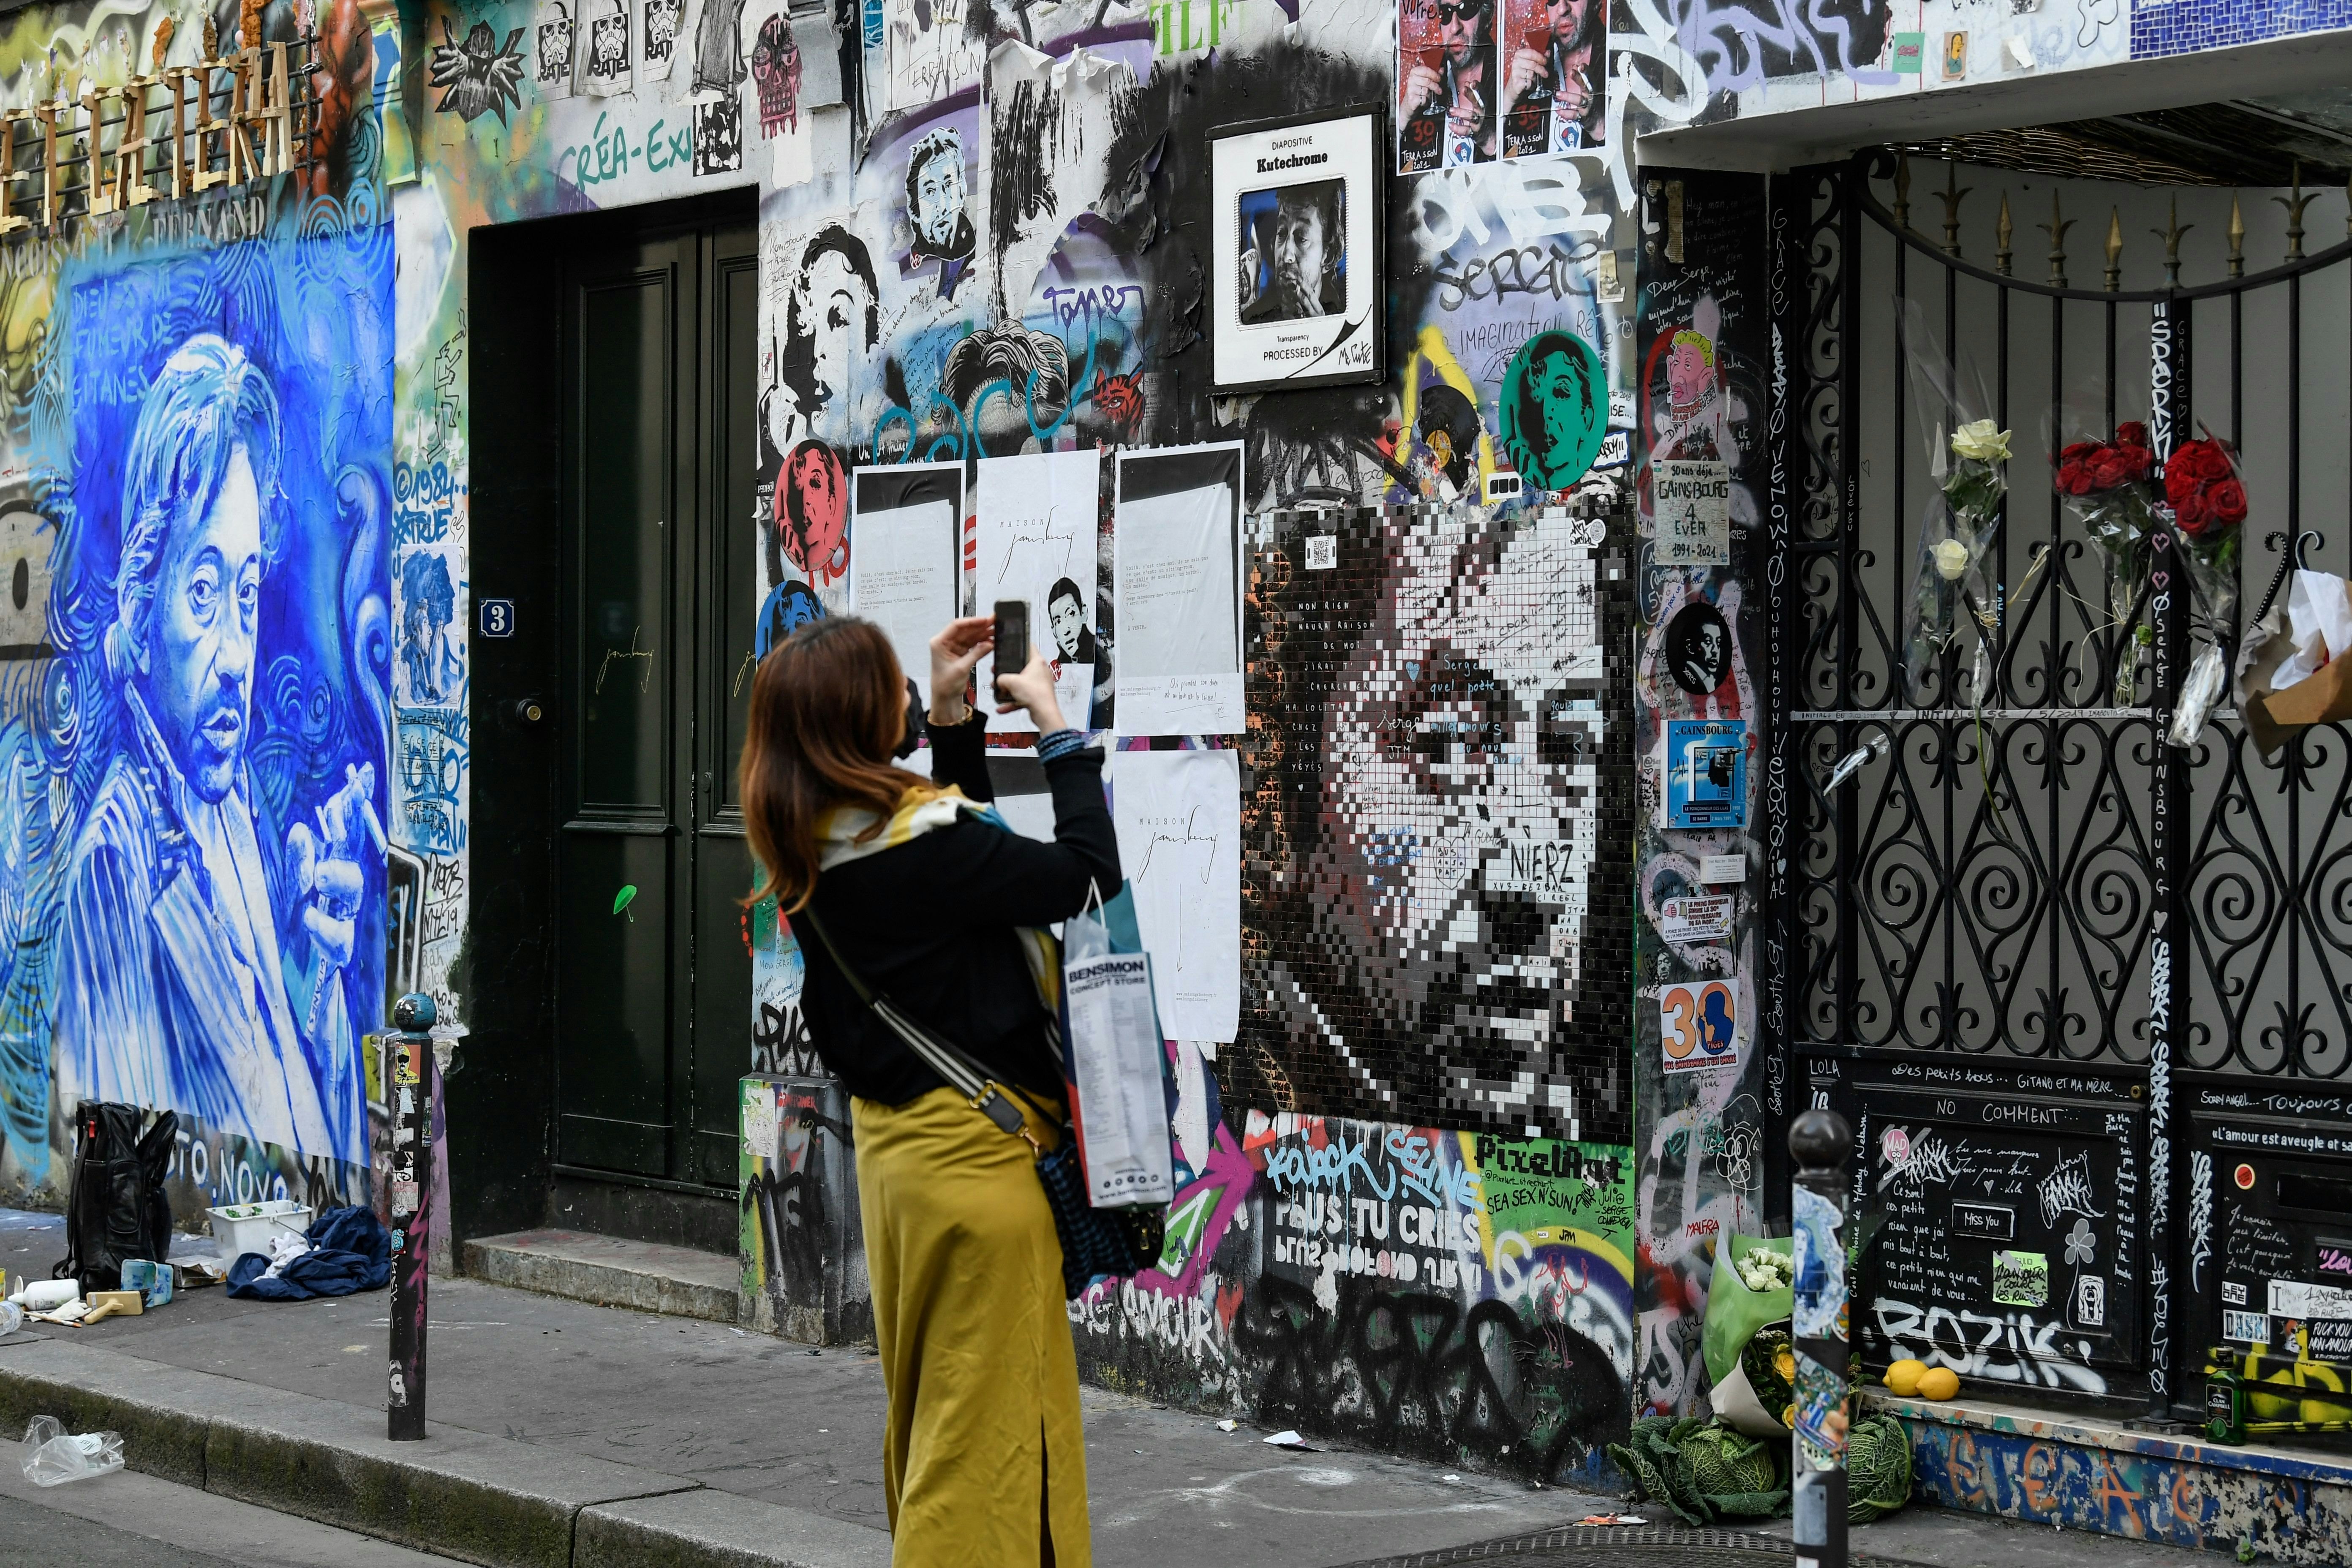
left=2151, top=193, right=2193, bottom=289
left=1937, top=162, right=1972, bottom=257
left=2039, top=188, right=2074, bottom=289
left=2275, top=161, right=2318, bottom=262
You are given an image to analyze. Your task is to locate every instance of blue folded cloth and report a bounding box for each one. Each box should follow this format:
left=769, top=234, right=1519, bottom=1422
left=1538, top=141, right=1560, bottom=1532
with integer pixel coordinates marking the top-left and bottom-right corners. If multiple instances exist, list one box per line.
left=225, top=1205, right=392, bottom=1300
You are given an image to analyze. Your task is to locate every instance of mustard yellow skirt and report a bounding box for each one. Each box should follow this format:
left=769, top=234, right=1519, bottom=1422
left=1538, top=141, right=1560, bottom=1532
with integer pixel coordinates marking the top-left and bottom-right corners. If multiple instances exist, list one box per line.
left=852, top=1086, right=1091, bottom=1568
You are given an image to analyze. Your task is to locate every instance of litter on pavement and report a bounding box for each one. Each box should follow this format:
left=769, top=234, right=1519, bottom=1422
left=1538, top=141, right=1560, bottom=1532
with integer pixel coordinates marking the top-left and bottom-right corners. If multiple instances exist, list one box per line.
left=21, top=1415, right=123, bottom=1487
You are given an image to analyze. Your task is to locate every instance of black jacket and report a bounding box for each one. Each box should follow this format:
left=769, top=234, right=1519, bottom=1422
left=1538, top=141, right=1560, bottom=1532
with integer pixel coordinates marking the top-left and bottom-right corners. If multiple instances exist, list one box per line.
left=787, top=715, right=1119, bottom=1105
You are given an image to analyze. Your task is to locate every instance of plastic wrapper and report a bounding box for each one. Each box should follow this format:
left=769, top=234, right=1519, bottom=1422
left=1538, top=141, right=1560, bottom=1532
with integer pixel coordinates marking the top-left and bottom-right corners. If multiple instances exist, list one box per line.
left=21, top=1415, right=124, bottom=1486
left=1895, top=303, right=2011, bottom=698
left=2054, top=423, right=2161, bottom=699
left=2168, top=641, right=2228, bottom=749
left=2159, top=434, right=2249, bottom=747
left=1903, top=482, right=2004, bottom=697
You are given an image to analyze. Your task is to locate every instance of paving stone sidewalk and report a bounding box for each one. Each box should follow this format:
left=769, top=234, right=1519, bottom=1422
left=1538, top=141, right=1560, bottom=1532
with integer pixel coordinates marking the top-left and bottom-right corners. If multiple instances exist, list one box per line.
left=0, top=1209, right=2210, bottom=1568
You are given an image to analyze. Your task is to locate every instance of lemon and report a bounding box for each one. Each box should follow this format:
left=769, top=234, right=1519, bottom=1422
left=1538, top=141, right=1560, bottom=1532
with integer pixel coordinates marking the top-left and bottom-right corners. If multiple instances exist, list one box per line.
left=1883, top=1358, right=1927, bottom=1396
left=1916, top=1366, right=1960, bottom=1401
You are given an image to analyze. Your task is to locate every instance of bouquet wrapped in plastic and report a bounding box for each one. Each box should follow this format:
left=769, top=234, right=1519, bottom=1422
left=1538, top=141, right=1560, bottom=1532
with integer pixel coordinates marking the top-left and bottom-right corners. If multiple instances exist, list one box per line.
left=2160, top=435, right=2246, bottom=746
left=2055, top=424, right=2159, bottom=611
left=1903, top=418, right=2012, bottom=696
left=2053, top=422, right=2163, bottom=702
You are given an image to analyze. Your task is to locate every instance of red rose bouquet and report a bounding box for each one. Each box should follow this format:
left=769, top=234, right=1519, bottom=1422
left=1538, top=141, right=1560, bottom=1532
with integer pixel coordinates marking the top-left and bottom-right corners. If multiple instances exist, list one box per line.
left=2164, top=436, right=2247, bottom=537
left=2156, top=435, right=2248, bottom=748
left=2055, top=421, right=2157, bottom=497
left=2159, top=435, right=2246, bottom=629
left=2053, top=422, right=2169, bottom=697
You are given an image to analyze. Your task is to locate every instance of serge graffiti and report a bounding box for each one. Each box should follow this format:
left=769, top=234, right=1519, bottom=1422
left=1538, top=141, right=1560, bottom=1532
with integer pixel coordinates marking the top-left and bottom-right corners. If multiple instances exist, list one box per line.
left=1433, top=240, right=1599, bottom=314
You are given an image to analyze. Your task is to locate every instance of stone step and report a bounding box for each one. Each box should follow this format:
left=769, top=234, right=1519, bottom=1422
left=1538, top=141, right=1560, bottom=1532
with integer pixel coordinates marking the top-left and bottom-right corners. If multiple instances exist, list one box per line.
left=461, top=1230, right=739, bottom=1324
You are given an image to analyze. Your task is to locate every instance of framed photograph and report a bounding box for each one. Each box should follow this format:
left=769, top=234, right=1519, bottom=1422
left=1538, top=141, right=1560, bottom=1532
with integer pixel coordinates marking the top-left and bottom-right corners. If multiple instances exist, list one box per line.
left=1209, top=106, right=1385, bottom=396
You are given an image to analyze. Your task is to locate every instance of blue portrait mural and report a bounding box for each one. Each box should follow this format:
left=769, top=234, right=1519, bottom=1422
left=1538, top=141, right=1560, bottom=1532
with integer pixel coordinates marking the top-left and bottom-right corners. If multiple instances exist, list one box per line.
left=0, top=223, right=394, bottom=1181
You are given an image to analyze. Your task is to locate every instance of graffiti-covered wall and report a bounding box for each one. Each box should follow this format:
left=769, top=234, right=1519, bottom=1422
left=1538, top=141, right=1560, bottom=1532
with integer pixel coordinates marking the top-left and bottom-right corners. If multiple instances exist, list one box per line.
left=0, top=0, right=393, bottom=1222
left=1605, top=0, right=2352, bottom=142
left=1627, top=167, right=1771, bottom=1419
left=1073, top=1073, right=1638, bottom=1484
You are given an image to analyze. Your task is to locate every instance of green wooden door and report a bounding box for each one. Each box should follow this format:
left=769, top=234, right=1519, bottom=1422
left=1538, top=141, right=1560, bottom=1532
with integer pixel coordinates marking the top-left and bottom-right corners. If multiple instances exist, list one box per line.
left=557, top=219, right=757, bottom=1189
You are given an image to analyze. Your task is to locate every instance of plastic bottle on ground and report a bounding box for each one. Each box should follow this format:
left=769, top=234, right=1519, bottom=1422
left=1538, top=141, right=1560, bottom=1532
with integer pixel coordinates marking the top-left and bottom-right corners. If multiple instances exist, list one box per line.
left=21, top=1415, right=125, bottom=1486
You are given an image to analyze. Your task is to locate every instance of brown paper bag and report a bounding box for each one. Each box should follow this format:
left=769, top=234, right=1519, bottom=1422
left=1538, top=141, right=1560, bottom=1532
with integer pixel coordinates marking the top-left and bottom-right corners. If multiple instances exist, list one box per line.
left=2245, top=653, right=2352, bottom=758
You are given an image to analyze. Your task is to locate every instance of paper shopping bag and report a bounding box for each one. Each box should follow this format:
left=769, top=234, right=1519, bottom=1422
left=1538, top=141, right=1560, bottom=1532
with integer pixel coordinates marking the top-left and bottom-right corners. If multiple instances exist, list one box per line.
left=1059, top=883, right=1175, bottom=1208
left=2247, top=654, right=2352, bottom=758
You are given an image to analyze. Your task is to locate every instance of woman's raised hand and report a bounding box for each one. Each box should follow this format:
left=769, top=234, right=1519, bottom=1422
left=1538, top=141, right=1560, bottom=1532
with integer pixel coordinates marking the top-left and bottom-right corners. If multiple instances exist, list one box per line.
left=991, top=647, right=1067, bottom=734
left=928, top=616, right=994, bottom=726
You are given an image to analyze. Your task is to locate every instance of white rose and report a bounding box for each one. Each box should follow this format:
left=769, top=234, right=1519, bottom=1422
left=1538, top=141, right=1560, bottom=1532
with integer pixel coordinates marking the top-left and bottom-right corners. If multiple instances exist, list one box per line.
left=1932, top=538, right=1973, bottom=582
left=1949, top=419, right=2012, bottom=464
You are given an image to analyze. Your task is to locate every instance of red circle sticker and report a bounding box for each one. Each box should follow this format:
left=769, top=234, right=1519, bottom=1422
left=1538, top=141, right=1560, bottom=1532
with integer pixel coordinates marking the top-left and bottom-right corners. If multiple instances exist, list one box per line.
left=2234, top=1163, right=2257, bottom=1190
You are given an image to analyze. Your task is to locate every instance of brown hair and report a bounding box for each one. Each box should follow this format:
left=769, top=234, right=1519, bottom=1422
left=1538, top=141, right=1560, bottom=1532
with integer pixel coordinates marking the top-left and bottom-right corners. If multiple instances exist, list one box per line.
left=741, top=616, right=927, bottom=913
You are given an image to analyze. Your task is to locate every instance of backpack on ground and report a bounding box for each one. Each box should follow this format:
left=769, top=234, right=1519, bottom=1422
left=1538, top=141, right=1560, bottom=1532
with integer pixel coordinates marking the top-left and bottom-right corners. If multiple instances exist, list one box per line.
left=53, top=1102, right=177, bottom=1295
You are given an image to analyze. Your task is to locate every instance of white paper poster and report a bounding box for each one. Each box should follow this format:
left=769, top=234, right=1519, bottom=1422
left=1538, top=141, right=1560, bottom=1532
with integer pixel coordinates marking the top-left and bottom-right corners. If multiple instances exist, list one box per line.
left=976, top=449, right=1099, bottom=735
left=1115, top=443, right=1245, bottom=735
left=884, top=0, right=985, bottom=110
left=1654, top=459, right=1731, bottom=566
left=850, top=463, right=961, bottom=694
left=1112, top=749, right=1241, bottom=1043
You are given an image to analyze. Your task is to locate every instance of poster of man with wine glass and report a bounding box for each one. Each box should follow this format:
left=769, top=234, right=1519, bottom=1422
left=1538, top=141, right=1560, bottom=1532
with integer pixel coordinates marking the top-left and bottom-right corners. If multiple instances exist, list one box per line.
left=1500, top=0, right=1604, bottom=156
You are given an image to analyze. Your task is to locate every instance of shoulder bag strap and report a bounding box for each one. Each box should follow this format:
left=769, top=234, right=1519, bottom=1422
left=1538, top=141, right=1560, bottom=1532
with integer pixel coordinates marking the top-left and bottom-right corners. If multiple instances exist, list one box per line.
left=798, top=906, right=1036, bottom=1143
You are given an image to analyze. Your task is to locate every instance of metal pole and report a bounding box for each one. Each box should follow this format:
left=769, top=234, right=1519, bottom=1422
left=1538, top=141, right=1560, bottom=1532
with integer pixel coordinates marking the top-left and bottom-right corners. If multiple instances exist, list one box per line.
left=387, top=993, right=435, bottom=1441
left=1789, top=1108, right=1851, bottom=1568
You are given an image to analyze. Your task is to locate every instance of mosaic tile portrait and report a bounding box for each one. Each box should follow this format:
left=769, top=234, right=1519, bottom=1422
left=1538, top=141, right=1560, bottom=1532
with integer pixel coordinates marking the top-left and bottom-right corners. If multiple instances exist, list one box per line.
left=1230, top=501, right=1635, bottom=1147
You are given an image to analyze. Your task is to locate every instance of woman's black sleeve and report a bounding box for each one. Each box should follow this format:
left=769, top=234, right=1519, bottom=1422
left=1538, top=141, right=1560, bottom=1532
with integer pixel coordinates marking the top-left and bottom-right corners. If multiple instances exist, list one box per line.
left=926, top=711, right=994, bottom=800
left=930, top=747, right=1121, bottom=928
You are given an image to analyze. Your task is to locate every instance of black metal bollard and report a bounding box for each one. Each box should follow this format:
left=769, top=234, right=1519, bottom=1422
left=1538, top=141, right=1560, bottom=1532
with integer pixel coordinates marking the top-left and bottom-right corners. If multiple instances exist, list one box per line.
left=1788, top=1108, right=1852, bottom=1568
left=387, top=994, right=436, bottom=1440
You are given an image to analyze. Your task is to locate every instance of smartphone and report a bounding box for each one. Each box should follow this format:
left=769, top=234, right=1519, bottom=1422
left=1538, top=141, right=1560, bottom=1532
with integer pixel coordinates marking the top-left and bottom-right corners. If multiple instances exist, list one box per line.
left=992, top=599, right=1029, bottom=698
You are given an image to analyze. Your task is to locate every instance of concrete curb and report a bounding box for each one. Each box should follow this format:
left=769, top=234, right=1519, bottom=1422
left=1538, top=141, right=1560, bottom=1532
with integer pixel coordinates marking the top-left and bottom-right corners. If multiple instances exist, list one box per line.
left=0, top=1334, right=889, bottom=1568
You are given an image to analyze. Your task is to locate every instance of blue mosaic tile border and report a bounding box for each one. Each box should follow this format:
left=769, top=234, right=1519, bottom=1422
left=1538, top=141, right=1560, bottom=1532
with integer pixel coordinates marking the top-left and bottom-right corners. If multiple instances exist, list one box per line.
left=2132, top=0, right=2352, bottom=61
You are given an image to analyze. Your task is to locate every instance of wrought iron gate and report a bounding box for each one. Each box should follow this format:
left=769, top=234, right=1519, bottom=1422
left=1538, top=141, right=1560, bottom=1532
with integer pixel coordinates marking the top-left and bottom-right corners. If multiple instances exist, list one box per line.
left=1764, top=152, right=2352, bottom=1421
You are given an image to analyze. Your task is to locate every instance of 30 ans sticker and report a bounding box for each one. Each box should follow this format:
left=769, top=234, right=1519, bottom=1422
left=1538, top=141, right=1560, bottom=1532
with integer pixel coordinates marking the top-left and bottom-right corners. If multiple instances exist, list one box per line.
left=1659, top=978, right=1740, bottom=1073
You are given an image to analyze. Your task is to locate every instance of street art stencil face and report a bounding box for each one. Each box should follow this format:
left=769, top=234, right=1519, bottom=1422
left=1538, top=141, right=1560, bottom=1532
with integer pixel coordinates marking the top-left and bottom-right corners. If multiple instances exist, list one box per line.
left=905, top=128, right=973, bottom=263
left=1500, top=329, right=1605, bottom=490
left=14, top=229, right=394, bottom=1178
left=773, top=227, right=879, bottom=448
left=775, top=438, right=848, bottom=588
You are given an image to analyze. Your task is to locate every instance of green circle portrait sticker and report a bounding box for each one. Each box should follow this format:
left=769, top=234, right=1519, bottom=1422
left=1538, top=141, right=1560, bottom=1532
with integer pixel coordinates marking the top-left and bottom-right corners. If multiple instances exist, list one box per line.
left=1498, top=330, right=1607, bottom=491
